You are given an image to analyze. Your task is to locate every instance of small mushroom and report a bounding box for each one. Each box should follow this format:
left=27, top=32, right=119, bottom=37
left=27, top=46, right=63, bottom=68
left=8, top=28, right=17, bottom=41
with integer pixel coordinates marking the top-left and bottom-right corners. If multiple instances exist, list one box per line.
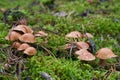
left=96, top=48, right=117, bottom=67
left=83, top=33, right=93, bottom=38
left=12, top=41, right=21, bottom=48
left=24, top=47, right=37, bottom=56
left=65, top=31, right=82, bottom=38
left=5, top=31, right=22, bottom=41
left=35, top=31, right=48, bottom=37
left=19, top=33, right=36, bottom=43
left=75, top=41, right=89, bottom=49
left=18, top=43, right=30, bottom=51
left=75, top=49, right=95, bottom=61
left=12, top=25, right=33, bottom=34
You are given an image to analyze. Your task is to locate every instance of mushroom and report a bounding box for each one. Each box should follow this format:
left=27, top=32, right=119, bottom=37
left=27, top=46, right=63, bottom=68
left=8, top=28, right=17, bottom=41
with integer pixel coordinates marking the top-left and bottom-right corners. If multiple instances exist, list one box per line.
left=5, top=31, right=22, bottom=41
left=75, top=49, right=95, bottom=61
left=35, top=31, right=48, bottom=37
left=24, top=47, right=37, bottom=56
left=75, top=41, right=89, bottom=49
left=65, top=31, right=82, bottom=38
left=12, top=25, right=33, bottom=34
left=17, top=43, right=30, bottom=51
left=83, top=33, right=93, bottom=38
left=12, top=25, right=27, bottom=34
left=19, top=33, right=36, bottom=43
left=12, top=41, right=21, bottom=48
left=96, top=48, right=117, bottom=67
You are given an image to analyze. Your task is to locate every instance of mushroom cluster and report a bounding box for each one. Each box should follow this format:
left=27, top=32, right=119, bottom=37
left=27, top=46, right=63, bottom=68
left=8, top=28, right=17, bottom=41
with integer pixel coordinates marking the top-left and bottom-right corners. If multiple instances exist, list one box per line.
left=63, top=31, right=117, bottom=63
left=64, top=31, right=95, bottom=61
left=5, top=25, right=37, bottom=56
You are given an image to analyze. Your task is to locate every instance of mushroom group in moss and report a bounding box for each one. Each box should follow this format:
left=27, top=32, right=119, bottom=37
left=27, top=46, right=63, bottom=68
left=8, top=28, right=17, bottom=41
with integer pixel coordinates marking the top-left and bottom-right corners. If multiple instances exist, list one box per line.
left=5, top=24, right=37, bottom=56
left=63, top=31, right=96, bottom=60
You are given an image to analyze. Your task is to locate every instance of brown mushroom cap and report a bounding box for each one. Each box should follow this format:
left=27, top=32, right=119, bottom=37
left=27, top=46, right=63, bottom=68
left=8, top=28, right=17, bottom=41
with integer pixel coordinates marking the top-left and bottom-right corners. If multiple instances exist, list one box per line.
left=65, top=31, right=82, bottom=38
left=75, top=49, right=95, bottom=61
left=83, top=33, right=93, bottom=38
left=17, top=43, right=30, bottom=51
left=12, top=25, right=33, bottom=34
left=75, top=42, right=89, bottom=49
left=96, top=48, right=117, bottom=59
left=35, top=31, right=48, bottom=37
left=5, top=31, right=22, bottom=41
left=24, top=47, right=37, bottom=56
left=12, top=42, right=21, bottom=48
left=19, top=33, right=36, bottom=43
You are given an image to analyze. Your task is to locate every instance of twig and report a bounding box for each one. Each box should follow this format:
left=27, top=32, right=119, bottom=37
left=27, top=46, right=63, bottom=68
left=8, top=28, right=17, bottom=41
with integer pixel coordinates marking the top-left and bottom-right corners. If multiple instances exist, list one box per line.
left=16, top=61, right=21, bottom=80
left=103, top=65, right=116, bottom=80
left=69, top=43, right=76, bottom=58
left=82, top=24, right=96, bottom=54
left=31, top=43, right=57, bottom=58
left=40, top=45, right=56, bottom=58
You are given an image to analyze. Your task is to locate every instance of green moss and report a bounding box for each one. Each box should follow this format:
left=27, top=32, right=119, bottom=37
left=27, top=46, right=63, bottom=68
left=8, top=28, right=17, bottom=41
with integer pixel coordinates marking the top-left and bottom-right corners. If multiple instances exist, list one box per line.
left=0, top=0, right=120, bottom=80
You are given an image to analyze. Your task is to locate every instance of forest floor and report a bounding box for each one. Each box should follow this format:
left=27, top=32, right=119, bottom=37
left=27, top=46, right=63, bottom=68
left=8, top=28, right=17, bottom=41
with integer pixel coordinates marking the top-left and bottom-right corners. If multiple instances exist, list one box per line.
left=0, top=0, right=120, bottom=80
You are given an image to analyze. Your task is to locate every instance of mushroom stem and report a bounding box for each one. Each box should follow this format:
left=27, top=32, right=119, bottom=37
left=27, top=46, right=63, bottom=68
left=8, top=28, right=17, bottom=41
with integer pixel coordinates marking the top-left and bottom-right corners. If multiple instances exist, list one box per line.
left=99, top=59, right=107, bottom=67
